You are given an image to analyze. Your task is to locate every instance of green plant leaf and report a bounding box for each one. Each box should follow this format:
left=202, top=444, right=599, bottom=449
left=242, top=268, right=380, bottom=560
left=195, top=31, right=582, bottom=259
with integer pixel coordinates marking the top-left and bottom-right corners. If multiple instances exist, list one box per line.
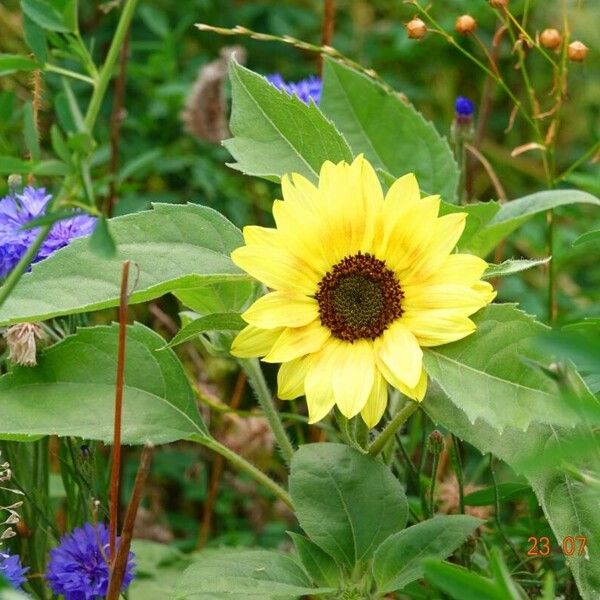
left=573, top=229, right=600, bottom=246
left=24, top=102, right=41, bottom=161
left=321, top=58, right=459, bottom=202
left=174, top=280, right=259, bottom=315
left=21, top=0, right=72, bottom=32
left=0, top=323, right=207, bottom=444
left=0, top=203, right=252, bottom=326
left=423, top=304, right=598, bottom=431
left=487, top=547, right=527, bottom=600
left=164, top=313, right=245, bottom=349
left=483, top=257, right=550, bottom=279
left=23, top=15, right=48, bottom=65
left=174, top=549, right=331, bottom=599
left=288, top=532, right=341, bottom=588
left=0, top=54, right=39, bottom=77
left=423, top=560, right=505, bottom=600
left=463, top=482, right=533, bottom=506
left=372, top=515, right=481, bottom=593
left=289, top=443, right=408, bottom=568
left=225, top=60, right=352, bottom=183
left=88, top=216, right=117, bottom=258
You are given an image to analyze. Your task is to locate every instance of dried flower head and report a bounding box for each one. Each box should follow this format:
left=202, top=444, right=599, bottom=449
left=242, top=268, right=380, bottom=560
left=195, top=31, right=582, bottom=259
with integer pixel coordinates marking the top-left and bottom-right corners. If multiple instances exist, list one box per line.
left=4, top=323, right=44, bottom=367
left=540, top=28, right=562, bottom=50
left=568, top=41, right=588, bottom=62
left=455, top=15, right=477, bottom=35
left=406, top=17, right=427, bottom=40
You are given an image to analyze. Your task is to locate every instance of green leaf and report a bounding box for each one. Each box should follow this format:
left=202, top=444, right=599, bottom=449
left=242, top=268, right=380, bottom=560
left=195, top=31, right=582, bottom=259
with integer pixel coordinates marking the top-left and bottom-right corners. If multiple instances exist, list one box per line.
left=21, top=0, right=71, bottom=32
left=373, top=515, right=481, bottom=593
left=23, top=101, right=41, bottom=161
left=423, top=304, right=597, bottom=431
left=288, top=532, right=341, bottom=588
left=289, top=443, right=408, bottom=568
left=424, top=383, right=600, bottom=599
left=573, top=229, right=600, bottom=246
left=225, top=60, right=352, bottom=183
left=487, top=547, right=527, bottom=600
left=0, top=323, right=207, bottom=444
left=50, top=124, right=71, bottom=164
left=174, top=549, right=331, bottom=599
left=175, top=280, right=259, bottom=315
left=321, top=58, right=459, bottom=202
left=0, top=155, right=31, bottom=174
left=31, top=159, right=70, bottom=176
left=483, top=257, right=550, bottom=279
left=423, top=560, right=504, bottom=600
left=88, top=216, right=117, bottom=258
left=0, top=54, right=39, bottom=77
left=470, top=190, right=600, bottom=257
left=0, top=204, right=251, bottom=326
left=463, top=482, right=533, bottom=506
left=23, top=15, right=48, bottom=63
left=164, top=313, right=245, bottom=349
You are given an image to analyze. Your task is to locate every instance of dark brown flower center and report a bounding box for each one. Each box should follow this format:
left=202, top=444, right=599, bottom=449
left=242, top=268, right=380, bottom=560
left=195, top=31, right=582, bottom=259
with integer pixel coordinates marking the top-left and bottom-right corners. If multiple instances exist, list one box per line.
left=315, top=252, right=403, bottom=342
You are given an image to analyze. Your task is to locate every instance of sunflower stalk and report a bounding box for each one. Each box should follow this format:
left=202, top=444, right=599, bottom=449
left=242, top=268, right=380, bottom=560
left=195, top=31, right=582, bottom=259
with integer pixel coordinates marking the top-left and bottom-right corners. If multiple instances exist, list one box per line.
left=239, top=358, right=294, bottom=464
left=367, top=401, right=419, bottom=457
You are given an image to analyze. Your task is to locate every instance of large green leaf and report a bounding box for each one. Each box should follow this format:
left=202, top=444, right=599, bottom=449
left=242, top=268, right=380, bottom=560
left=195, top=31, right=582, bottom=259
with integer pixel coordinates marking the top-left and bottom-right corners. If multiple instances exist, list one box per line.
left=289, top=443, right=407, bottom=568
left=224, top=60, right=352, bottom=183
left=0, top=203, right=251, bottom=326
left=423, top=304, right=598, bottom=432
left=372, top=515, right=482, bottom=593
left=424, top=383, right=600, bottom=599
left=20, top=0, right=73, bottom=32
left=0, top=323, right=207, bottom=444
left=174, top=549, right=331, bottom=599
left=320, top=58, right=459, bottom=202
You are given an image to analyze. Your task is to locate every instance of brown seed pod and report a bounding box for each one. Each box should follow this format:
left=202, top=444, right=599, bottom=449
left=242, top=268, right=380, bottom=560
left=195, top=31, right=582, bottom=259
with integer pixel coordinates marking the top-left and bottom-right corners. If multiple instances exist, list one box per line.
left=568, top=40, right=588, bottom=62
left=406, top=17, right=427, bottom=40
left=540, top=28, right=562, bottom=50
left=455, top=15, right=477, bottom=35
left=489, top=0, right=508, bottom=7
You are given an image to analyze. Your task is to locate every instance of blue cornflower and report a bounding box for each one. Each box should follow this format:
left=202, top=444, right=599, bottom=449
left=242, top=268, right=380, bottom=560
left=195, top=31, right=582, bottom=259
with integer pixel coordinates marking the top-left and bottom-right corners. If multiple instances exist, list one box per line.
left=0, top=186, right=96, bottom=278
left=0, top=551, right=28, bottom=589
left=46, top=522, right=135, bottom=600
left=266, top=74, right=322, bottom=105
left=455, top=96, right=475, bottom=118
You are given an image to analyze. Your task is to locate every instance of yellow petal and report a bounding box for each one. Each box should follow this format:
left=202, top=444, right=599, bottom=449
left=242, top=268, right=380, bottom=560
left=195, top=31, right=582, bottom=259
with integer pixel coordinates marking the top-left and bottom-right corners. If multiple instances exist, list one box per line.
left=418, top=253, right=489, bottom=286
left=231, top=245, right=319, bottom=294
left=305, top=341, right=338, bottom=423
left=471, top=280, right=497, bottom=304
left=401, top=310, right=476, bottom=347
left=230, top=325, right=283, bottom=358
left=360, top=372, right=388, bottom=428
left=263, top=320, right=330, bottom=363
left=393, top=368, right=428, bottom=402
left=277, top=355, right=312, bottom=400
left=332, top=340, right=375, bottom=419
left=242, top=291, right=319, bottom=329
left=384, top=173, right=420, bottom=208
left=375, top=322, right=423, bottom=389
left=402, top=283, right=492, bottom=315
left=243, top=225, right=278, bottom=246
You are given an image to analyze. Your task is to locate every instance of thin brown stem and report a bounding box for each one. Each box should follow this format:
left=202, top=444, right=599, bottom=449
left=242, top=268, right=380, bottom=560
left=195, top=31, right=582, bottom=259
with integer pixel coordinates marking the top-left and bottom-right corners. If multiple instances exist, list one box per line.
left=318, top=0, right=335, bottom=76
left=106, top=443, right=154, bottom=600
left=109, top=260, right=131, bottom=562
left=28, top=69, right=42, bottom=184
left=105, top=32, right=130, bottom=217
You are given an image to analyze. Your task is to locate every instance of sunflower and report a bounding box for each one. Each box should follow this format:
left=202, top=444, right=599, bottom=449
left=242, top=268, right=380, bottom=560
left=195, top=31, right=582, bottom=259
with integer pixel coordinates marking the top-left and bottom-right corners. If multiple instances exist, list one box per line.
left=230, top=156, right=495, bottom=427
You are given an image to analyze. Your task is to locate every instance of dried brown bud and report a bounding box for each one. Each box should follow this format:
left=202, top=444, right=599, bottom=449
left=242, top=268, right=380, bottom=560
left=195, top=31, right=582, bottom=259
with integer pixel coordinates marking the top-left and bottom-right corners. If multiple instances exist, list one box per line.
left=455, top=15, right=477, bottom=35
left=540, top=28, right=562, bottom=50
left=406, top=17, right=427, bottom=40
left=489, top=0, right=508, bottom=7
left=4, top=323, right=44, bottom=367
left=568, top=41, right=588, bottom=63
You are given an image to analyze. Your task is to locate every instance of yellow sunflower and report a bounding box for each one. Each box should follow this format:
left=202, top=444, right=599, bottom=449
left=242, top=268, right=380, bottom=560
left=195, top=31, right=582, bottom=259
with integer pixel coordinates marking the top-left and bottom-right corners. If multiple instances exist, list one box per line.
left=230, top=155, right=495, bottom=427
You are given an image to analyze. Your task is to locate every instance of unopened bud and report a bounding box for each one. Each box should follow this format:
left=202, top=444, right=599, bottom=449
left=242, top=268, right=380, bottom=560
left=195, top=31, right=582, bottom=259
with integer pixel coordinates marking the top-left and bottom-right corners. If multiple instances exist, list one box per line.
left=427, top=430, right=445, bottom=455
left=406, top=17, right=427, bottom=40
left=540, top=28, right=562, bottom=50
left=568, top=41, right=588, bottom=63
left=455, top=15, right=477, bottom=35
left=489, top=0, right=508, bottom=7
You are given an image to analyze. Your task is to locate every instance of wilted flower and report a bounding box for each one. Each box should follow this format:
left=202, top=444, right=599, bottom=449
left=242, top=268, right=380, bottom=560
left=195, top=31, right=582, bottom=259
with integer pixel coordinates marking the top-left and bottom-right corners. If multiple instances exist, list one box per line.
left=568, top=41, right=588, bottom=63
left=4, top=323, right=44, bottom=367
left=46, top=522, right=135, bottom=600
left=0, top=186, right=96, bottom=278
left=540, top=28, right=562, bottom=50
left=0, top=551, right=28, bottom=589
left=455, top=15, right=477, bottom=35
left=266, top=74, right=322, bottom=105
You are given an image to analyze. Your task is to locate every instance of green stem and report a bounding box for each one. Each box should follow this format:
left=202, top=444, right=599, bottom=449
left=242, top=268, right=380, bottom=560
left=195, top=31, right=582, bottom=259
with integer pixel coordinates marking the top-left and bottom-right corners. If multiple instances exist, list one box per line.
left=44, top=64, right=96, bottom=85
left=199, top=436, right=292, bottom=508
left=367, top=401, right=418, bottom=457
left=450, top=434, right=465, bottom=514
left=554, top=140, right=600, bottom=184
left=428, top=452, right=440, bottom=517
left=239, top=358, right=294, bottom=464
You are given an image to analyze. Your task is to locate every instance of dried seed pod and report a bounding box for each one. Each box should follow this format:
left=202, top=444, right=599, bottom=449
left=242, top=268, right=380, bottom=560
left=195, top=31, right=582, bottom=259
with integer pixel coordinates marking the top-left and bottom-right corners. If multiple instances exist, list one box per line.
left=540, top=28, right=562, bottom=50
left=406, top=17, right=427, bottom=40
left=489, top=0, right=508, bottom=7
left=568, top=41, right=588, bottom=62
left=455, top=15, right=477, bottom=35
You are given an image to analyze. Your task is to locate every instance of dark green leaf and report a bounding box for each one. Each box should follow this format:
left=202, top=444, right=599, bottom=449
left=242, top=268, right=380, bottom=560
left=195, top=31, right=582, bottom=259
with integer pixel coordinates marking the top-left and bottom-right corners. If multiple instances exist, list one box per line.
left=23, top=101, right=41, bottom=161
left=573, top=229, right=600, bottom=246
left=288, top=532, right=341, bottom=588
left=21, top=0, right=71, bottom=32
left=423, top=560, right=504, bottom=600
left=23, top=15, right=48, bottom=63
left=463, top=483, right=533, bottom=506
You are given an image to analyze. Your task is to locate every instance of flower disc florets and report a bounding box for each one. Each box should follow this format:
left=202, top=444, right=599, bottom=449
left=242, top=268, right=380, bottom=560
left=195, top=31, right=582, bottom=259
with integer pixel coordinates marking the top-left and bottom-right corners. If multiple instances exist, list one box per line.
left=316, top=252, right=403, bottom=342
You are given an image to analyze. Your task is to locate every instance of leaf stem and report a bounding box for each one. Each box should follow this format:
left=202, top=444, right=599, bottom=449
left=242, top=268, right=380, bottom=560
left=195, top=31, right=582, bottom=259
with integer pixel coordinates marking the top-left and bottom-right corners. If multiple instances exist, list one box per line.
left=450, top=434, right=465, bottom=514
left=428, top=452, right=440, bottom=517
left=367, top=400, right=418, bottom=457
left=199, top=436, right=292, bottom=508
left=239, top=358, right=294, bottom=464
left=44, top=64, right=96, bottom=85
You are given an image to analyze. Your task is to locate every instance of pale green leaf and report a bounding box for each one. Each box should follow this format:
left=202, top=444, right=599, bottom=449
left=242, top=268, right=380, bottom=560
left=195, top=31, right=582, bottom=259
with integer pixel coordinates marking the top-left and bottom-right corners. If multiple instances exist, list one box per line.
left=225, top=60, right=352, bottom=183
left=373, top=515, right=482, bottom=593
left=573, top=229, right=600, bottom=246
left=483, top=257, right=550, bottom=279
left=0, top=203, right=251, bottom=326
left=0, top=323, right=207, bottom=444
left=164, top=312, right=245, bottom=349
left=289, top=443, right=407, bottom=567
left=321, top=58, right=459, bottom=202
